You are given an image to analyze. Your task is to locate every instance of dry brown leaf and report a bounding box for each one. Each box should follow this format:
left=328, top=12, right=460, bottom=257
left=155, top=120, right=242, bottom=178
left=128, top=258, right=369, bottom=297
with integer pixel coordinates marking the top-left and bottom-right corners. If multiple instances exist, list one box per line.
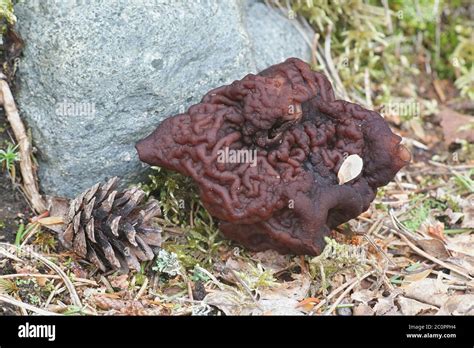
left=46, top=196, right=69, bottom=217
left=445, top=257, right=474, bottom=275
left=427, top=221, right=447, bottom=242
left=408, top=118, right=427, bottom=142
left=203, top=289, right=248, bottom=316
left=415, top=238, right=451, bottom=259
left=460, top=195, right=474, bottom=228
left=439, top=107, right=474, bottom=144
left=109, top=274, right=130, bottom=290
left=403, top=278, right=449, bottom=307
left=296, top=297, right=320, bottom=312
left=350, top=289, right=376, bottom=305
left=397, top=296, right=438, bottom=315
left=43, top=196, right=69, bottom=234
left=244, top=274, right=311, bottom=315
left=445, top=208, right=464, bottom=225
left=35, top=276, right=48, bottom=287
left=436, top=294, right=474, bottom=315
left=251, top=250, right=291, bottom=273
left=203, top=274, right=311, bottom=315
left=402, top=269, right=432, bottom=286
left=353, top=303, right=375, bottom=316
left=94, top=295, right=145, bottom=315
left=338, top=154, right=363, bottom=185
left=373, top=296, right=399, bottom=315
left=448, top=233, right=474, bottom=254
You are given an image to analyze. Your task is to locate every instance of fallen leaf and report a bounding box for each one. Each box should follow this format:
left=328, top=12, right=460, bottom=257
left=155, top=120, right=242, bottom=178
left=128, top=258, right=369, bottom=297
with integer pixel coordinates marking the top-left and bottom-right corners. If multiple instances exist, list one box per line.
left=109, top=274, right=130, bottom=290
left=251, top=250, right=291, bottom=273
left=452, top=234, right=474, bottom=253
left=402, top=269, right=432, bottom=286
left=408, top=118, right=427, bottom=142
left=296, top=297, right=320, bottom=311
left=44, top=196, right=69, bottom=233
left=439, top=107, right=474, bottom=145
left=432, top=79, right=446, bottom=102
left=445, top=208, right=464, bottom=225
left=461, top=195, right=474, bottom=228
left=397, top=296, right=438, bottom=315
left=94, top=295, right=145, bottom=315
left=373, top=296, right=399, bottom=315
left=203, top=288, right=248, bottom=316
left=436, top=294, right=474, bottom=315
left=403, top=278, right=449, bottom=307
left=353, top=303, right=375, bottom=316
left=350, top=289, right=376, bottom=305
left=243, top=274, right=311, bottom=315
left=338, top=154, right=363, bottom=185
left=415, top=238, right=451, bottom=259
left=445, top=257, right=474, bottom=275
left=204, top=274, right=311, bottom=315
left=427, top=221, right=447, bottom=242
left=35, top=277, right=48, bottom=287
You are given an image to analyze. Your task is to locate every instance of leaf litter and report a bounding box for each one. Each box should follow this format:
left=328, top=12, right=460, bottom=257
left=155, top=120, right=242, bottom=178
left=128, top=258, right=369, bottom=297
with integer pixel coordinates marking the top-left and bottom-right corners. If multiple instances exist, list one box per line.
left=0, top=0, right=473, bottom=317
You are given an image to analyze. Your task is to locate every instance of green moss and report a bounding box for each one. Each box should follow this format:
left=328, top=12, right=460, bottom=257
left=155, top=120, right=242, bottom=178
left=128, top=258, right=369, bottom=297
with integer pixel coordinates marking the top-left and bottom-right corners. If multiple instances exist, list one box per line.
left=139, top=167, right=225, bottom=269
left=292, top=0, right=473, bottom=103
left=0, top=0, right=15, bottom=32
left=309, top=237, right=369, bottom=293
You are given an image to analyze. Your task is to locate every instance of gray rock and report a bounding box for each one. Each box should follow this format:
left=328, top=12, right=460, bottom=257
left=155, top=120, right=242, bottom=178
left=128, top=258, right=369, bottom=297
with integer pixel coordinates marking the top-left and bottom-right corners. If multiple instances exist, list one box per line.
left=15, top=0, right=310, bottom=197
left=243, top=1, right=310, bottom=71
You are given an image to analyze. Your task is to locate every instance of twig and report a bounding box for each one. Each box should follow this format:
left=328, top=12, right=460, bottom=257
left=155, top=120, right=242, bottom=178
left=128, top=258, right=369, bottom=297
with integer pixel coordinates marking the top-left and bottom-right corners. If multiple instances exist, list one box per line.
left=363, top=234, right=396, bottom=267
left=0, top=273, right=97, bottom=285
left=20, top=222, right=40, bottom=248
left=0, top=242, right=82, bottom=308
left=0, top=245, right=23, bottom=262
left=324, top=24, right=350, bottom=101
left=195, top=265, right=225, bottom=290
left=0, top=74, right=46, bottom=213
left=364, top=68, right=373, bottom=109
left=360, top=213, right=473, bottom=280
left=311, top=33, right=320, bottom=67
left=15, top=293, right=28, bottom=315
left=319, top=262, right=327, bottom=297
left=187, top=281, right=194, bottom=301
left=381, top=0, right=393, bottom=33
left=100, top=275, right=114, bottom=293
left=310, top=275, right=359, bottom=314
left=0, top=293, right=60, bottom=315
left=391, top=230, right=472, bottom=280
left=44, top=281, right=61, bottom=308
left=134, top=277, right=149, bottom=301
left=324, top=271, right=374, bottom=315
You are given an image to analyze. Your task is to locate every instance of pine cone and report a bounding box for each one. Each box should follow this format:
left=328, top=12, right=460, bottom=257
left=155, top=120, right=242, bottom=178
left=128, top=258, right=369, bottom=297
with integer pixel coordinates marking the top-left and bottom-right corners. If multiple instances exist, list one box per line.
left=57, top=177, right=162, bottom=272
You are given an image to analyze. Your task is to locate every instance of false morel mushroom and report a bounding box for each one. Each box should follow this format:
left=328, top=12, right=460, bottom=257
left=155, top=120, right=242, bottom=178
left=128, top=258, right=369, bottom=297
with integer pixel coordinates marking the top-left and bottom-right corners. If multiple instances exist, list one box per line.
left=136, top=58, right=410, bottom=255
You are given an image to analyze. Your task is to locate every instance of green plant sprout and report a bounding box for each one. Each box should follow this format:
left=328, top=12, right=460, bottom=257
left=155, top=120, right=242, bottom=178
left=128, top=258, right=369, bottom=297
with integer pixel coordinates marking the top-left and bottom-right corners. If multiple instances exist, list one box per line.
left=0, top=142, right=19, bottom=180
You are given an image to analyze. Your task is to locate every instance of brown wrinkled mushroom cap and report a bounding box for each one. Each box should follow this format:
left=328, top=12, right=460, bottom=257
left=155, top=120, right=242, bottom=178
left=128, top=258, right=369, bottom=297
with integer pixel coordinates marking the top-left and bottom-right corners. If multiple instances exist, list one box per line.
left=136, top=58, right=410, bottom=255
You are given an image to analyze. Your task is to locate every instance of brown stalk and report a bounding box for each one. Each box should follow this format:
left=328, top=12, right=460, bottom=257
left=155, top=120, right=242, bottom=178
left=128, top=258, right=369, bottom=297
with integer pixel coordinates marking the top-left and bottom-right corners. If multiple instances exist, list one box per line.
left=0, top=73, right=46, bottom=213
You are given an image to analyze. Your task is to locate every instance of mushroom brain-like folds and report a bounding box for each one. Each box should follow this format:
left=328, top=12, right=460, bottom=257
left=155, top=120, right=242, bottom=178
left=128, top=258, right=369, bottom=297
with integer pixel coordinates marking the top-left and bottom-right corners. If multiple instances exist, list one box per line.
left=136, top=58, right=410, bottom=255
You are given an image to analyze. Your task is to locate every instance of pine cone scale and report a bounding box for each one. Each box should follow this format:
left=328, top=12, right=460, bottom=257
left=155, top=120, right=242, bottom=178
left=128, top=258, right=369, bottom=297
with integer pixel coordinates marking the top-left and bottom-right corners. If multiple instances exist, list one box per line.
left=73, top=226, right=87, bottom=258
